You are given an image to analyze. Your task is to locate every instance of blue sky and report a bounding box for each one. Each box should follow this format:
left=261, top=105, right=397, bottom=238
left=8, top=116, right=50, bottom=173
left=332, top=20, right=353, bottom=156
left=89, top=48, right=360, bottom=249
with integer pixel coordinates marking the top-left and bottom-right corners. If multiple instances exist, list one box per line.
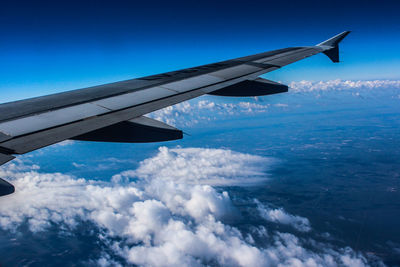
left=0, top=0, right=399, bottom=102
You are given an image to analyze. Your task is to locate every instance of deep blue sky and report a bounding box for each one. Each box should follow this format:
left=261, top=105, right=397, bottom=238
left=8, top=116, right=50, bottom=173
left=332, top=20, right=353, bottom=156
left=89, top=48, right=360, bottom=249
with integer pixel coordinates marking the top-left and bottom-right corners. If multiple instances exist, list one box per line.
left=1, top=0, right=399, bottom=102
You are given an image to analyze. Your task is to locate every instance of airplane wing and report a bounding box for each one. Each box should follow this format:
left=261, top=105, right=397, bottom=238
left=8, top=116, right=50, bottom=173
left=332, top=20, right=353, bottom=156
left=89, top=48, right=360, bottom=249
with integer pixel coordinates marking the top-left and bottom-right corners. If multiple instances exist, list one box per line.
left=0, top=31, right=350, bottom=195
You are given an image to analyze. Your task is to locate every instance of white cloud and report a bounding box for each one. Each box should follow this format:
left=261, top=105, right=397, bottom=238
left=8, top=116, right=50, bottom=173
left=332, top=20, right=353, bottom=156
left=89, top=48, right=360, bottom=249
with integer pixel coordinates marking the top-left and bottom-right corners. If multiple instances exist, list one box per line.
left=113, top=147, right=273, bottom=186
left=274, top=103, right=288, bottom=107
left=0, top=147, right=373, bottom=266
left=256, top=201, right=311, bottom=232
left=148, top=99, right=270, bottom=127
left=148, top=79, right=400, bottom=127
left=289, top=79, right=400, bottom=92
left=72, top=162, right=85, bottom=168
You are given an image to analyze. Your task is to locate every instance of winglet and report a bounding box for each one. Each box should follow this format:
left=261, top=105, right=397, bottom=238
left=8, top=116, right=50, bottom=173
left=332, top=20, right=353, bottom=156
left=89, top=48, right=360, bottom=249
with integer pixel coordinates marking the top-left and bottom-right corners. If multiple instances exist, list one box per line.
left=317, top=31, right=351, bottom=63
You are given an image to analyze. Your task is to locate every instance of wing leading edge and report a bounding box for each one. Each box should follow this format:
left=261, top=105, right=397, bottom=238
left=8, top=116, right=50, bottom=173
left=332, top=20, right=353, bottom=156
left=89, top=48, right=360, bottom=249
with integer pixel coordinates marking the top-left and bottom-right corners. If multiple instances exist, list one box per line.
left=0, top=32, right=350, bottom=196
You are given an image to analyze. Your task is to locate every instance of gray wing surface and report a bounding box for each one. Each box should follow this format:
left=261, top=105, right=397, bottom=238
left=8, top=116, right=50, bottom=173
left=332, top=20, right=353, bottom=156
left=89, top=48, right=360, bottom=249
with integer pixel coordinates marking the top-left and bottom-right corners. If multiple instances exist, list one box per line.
left=0, top=31, right=350, bottom=175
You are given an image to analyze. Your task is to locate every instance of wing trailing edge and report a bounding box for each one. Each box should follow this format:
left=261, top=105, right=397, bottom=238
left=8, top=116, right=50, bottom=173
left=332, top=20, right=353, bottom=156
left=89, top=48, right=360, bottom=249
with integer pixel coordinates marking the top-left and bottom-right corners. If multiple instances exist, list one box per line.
left=71, top=116, right=183, bottom=143
left=208, top=78, right=288, bottom=97
left=0, top=152, right=14, bottom=166
left=0, top=132, right=12, bottom=143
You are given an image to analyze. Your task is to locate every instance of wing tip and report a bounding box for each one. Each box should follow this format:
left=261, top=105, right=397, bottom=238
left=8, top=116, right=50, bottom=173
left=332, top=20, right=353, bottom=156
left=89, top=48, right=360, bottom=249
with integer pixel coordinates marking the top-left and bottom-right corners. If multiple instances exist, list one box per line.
left=317, top=31, right=351, bottom=48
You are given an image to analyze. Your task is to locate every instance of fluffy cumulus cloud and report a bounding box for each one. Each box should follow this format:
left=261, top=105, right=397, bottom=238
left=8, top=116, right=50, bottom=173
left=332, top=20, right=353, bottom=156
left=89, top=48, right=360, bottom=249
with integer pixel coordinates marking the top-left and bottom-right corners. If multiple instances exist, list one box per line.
left=256, top=201, right=311, bottom=232
left=113, top=147, right=273, bottom=186
left=0, top=147, right=373, bottom=266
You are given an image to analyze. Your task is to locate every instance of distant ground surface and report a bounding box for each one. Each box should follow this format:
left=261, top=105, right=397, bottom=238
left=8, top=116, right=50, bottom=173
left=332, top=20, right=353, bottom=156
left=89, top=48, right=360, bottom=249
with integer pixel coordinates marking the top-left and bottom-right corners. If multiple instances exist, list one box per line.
left=0, top=80, right=399, bottom=266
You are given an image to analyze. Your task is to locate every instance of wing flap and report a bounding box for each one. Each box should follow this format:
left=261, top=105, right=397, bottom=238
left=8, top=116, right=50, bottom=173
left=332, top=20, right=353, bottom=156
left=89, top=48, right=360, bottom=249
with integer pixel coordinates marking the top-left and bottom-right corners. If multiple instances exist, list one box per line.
left=0, top=152, right=15, bottom=166
left=208, top=78, right=288, bottom=97
left=71, top=116, right=183, bottom=143
left=0, top=132, right=12, bottom=143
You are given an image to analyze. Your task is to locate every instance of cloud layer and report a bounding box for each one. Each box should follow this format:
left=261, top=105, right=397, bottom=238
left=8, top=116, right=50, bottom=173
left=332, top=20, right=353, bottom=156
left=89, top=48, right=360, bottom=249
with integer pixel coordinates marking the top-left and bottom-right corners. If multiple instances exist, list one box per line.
left=149, top=79, right=400, bottom=127
left=0, top=147, right=372, bottom=266
left=289, top=79, right=400, bottom=92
